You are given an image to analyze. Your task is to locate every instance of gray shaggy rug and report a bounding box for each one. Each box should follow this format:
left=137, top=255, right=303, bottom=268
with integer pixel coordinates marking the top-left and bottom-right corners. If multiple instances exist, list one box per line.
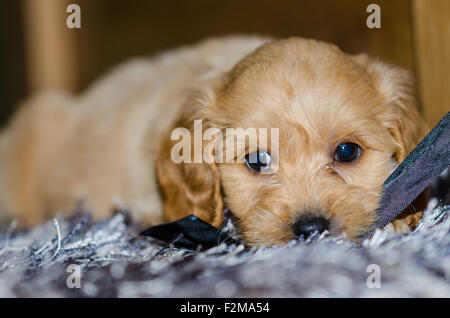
left=0, top=173, right=449, bottom=298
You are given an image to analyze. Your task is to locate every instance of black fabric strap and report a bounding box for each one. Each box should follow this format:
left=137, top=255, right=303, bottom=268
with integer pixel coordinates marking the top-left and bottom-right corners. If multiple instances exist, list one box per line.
left=362, top=111, right=450, bottom=239
left=140, top=215, right=236, bottom=250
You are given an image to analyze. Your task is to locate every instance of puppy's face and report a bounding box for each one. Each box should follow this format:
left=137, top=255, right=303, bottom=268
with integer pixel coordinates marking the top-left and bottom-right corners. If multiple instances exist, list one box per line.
left=157, top=38, right=426, bottom=246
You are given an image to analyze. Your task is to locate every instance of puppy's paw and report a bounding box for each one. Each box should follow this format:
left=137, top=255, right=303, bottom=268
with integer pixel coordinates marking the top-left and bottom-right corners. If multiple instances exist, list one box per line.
left=381, top=220, right=410, bottom=235
left=390, top=219, right=412, bottom=233
left=384, top=210, right=424, bottom=234
left=398, top=211, right=424, bottom=229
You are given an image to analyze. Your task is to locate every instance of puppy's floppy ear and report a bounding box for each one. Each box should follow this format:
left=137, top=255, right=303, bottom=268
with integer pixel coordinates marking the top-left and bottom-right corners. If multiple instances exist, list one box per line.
left=155, top=85, right=224, bottom=227
left=352, top=54, right=428, bottom=162
left=352, top=54, right=429, bottom=226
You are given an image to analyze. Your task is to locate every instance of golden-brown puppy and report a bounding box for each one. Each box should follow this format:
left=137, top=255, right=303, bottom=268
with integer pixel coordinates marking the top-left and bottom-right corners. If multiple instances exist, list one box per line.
left=0, top=36, right=427, bottom=246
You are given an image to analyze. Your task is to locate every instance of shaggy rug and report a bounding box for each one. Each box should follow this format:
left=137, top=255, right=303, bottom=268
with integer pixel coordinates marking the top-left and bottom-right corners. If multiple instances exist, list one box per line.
left=0, top=172, right=449, bottom=298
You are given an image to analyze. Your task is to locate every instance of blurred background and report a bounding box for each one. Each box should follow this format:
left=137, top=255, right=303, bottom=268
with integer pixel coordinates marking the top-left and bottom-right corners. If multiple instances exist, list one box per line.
left=0, top=0, right=448, bottom=128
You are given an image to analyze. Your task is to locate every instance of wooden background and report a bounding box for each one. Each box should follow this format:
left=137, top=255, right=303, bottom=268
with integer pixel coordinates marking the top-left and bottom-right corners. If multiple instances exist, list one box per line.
left=1, top=0, right=448, bottom=127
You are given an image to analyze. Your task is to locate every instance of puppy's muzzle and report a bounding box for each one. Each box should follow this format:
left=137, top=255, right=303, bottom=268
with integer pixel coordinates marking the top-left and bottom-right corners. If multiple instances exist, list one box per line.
left=293, top=215, right=329, bottom=238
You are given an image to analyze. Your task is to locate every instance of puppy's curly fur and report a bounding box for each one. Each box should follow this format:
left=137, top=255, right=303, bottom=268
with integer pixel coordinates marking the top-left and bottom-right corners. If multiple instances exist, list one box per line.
left=0, top=37, right=427, bottom=246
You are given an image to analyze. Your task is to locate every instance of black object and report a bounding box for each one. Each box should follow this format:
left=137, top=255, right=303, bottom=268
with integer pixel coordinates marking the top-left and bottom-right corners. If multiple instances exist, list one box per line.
left=362, top=111, right=450, bottom=239
left=140, top=215, right=236, bottom=250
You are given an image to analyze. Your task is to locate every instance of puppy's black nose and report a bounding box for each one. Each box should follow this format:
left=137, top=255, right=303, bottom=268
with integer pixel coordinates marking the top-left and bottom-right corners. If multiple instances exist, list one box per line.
left=293, top=216, right=329, bottom=238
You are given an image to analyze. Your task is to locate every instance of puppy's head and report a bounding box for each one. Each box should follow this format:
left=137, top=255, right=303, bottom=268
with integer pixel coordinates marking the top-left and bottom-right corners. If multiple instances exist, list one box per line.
left=156, top=38, right=427, bottom=246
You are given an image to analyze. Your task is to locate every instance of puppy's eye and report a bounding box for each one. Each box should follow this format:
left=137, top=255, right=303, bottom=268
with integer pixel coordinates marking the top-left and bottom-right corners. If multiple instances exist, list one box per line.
left=334, top=142, right=361, bottom=163
left=244, top=150, right=271, bottom=173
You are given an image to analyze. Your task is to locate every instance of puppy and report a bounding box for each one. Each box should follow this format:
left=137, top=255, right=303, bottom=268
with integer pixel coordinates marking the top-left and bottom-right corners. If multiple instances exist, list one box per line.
left=0, top=36, right=427, bottom=246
